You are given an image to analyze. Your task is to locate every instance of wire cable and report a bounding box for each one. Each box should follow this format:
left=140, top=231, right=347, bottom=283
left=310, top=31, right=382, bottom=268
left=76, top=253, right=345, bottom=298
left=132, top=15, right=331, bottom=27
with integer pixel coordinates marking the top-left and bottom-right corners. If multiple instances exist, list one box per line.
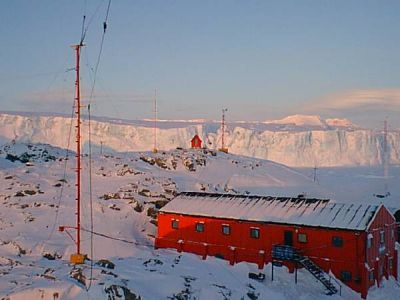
left=88, top=0, right=112, bottom=107
left=80, top=0, right=106, bottom=45
left=84, top=2, right=112, bottom=290
left=32, top=105, right=75, bottom=253
left=81, top=228, right=136, bottom=245
left=85, top=104, right=95, bottom=291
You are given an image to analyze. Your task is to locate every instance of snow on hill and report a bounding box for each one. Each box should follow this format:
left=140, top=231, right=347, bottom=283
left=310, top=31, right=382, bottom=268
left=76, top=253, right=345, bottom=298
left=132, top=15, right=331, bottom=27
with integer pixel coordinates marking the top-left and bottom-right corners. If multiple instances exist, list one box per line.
left=264, top=114, right=358, bottom=129
left=0, top=142, right=398, bottom=299
left=264, top=114, right=329, bottom=128
left=0, top=112, right=397, bottom=168
left=326, top=118, right=355, bottom=128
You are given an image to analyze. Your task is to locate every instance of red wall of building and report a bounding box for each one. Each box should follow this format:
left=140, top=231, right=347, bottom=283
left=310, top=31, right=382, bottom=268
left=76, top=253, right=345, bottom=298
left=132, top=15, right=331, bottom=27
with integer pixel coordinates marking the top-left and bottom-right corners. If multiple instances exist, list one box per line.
left=156, top=208, right=397, bottom=298
left=191, top=136, right=202, bottom=149
left=365, top=206, right=398, bottom=293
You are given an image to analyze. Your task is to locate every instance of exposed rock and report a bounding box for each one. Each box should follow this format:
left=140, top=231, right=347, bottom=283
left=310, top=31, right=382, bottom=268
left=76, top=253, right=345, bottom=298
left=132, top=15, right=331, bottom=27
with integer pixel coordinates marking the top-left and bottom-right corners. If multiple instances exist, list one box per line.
left=96, top=259, right=115, bottom=269
left=154, top=200, right=169, bottom=209
left=108, top=204, right=121, bottom=211
left=70, top=267, right=86, bottom=286
left=43, top=252, right=62, bottom=260
left=138, top=189, right=151, bottom=197
left=134, top=202, right=144, bottom=213
left=102, top=193, right=121, bottom=200
left=146, top=207, right=157, bottom=219
left=140, top=156, right=155, bottom=165
left=104, top=284, right=141, bottom=300
left=23, top=190, right=37, bottom=195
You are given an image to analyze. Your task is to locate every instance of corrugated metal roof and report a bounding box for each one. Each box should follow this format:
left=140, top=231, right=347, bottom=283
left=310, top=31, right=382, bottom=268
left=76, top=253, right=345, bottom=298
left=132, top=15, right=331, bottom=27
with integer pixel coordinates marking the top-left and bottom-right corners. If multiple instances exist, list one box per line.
left=160, top=192, right=379, bottom=231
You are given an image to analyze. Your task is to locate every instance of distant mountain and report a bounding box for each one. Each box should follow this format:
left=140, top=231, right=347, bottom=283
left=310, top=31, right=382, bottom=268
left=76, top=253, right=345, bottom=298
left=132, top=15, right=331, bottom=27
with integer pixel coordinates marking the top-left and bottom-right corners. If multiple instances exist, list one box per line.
left=0, top=112, right=396, bottom=167
left=264, top=114, right=358, bottom=130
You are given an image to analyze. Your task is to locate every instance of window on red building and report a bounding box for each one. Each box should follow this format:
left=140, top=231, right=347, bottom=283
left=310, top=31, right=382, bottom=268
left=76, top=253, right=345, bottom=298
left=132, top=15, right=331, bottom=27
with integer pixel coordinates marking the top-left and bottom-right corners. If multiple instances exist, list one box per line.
left=369, top=271, right=374, bottom=282
left=298, top=233, right=307, bottom=243
left=380, top=230, right=385, bottom=244
left=171, top=219, right=179, bottom=229
left=332, top=236, right=343, bottom=247
left=250, top=227, right=260, bottom=239
left=196, top=222, right=205, bottom=232
left=367, top=234, right=373, bottom=249
left=341, top=271, right=352, bottom=282
left=222, top=224, right=231, bottom=235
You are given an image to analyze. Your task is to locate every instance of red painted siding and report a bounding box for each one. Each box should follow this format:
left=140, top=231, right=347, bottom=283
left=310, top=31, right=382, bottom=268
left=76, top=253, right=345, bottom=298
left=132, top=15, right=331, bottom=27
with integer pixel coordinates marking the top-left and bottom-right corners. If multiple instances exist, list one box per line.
left=365, top=206, right=398, bottom=293
left=155, top=206, right=397, bottom=298
left=191, top=135, right=202, bottom=149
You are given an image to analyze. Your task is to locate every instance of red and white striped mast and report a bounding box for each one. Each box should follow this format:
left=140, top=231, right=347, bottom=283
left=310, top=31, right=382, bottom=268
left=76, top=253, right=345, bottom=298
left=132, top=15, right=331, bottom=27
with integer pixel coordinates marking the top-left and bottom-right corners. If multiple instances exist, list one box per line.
left=74, top=43, right=83, bottom=259
left=59, top=42, right=86, bottom=264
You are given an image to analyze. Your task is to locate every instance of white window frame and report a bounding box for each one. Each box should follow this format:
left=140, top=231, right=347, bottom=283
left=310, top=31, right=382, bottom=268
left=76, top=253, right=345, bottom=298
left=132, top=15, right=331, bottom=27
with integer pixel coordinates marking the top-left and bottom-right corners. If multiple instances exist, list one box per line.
left=250, top=227, right=260, bottom=239
left=222, top=224, right=231, bottom=235
left=171, top=219, right=179, bottom=229
left=195, top=222, right=205, bottom=233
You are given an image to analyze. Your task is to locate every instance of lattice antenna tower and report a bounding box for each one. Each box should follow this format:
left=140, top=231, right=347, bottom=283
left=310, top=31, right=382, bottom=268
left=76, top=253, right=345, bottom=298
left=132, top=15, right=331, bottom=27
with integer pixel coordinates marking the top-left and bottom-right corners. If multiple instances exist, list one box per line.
left=59, top=43, right=87, bottom=264
left=219, top=108, right=228, bottom=153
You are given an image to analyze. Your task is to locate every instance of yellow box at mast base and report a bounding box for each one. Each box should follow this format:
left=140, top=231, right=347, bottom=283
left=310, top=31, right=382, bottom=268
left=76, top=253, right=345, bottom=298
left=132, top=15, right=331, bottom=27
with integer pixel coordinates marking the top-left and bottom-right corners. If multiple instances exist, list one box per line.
left=70, top=253, right=86, bottom=264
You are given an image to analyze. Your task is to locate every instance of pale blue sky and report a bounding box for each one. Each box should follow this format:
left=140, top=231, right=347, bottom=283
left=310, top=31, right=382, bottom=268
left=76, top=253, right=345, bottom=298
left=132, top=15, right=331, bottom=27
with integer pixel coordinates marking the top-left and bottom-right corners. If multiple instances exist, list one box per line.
left=1, top=1, right=400, bottom=127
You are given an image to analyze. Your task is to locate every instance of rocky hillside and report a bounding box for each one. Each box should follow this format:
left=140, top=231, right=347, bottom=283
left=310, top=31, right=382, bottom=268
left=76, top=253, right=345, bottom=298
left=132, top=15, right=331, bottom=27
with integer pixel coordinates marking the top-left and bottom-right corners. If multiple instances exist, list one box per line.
left=0, top=142, right=348, bottom=300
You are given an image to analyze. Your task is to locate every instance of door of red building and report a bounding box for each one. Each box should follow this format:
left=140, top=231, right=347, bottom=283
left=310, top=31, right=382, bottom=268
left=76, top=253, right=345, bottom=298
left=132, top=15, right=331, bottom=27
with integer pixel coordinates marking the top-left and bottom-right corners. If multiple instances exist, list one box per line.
left=284, top=231, right=293, bottom=246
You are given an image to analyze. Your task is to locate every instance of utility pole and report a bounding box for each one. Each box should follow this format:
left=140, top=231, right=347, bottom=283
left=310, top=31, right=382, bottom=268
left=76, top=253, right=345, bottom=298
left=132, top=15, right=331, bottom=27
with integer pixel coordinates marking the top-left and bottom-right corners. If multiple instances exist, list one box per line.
left=383, top=119, right=389, bottom=195
left=313, top=165, right=317, bottom=183
left=219, top=108, right=228, bottom=153
left=59, top=43, right=86, bottom=265
left=153, top=89, right=158, bottom=153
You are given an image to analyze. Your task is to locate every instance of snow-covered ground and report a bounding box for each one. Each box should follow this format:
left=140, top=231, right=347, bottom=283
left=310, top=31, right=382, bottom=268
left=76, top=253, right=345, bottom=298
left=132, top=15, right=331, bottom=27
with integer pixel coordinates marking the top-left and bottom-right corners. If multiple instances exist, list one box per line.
left=0, top=142, right=399, bottom=299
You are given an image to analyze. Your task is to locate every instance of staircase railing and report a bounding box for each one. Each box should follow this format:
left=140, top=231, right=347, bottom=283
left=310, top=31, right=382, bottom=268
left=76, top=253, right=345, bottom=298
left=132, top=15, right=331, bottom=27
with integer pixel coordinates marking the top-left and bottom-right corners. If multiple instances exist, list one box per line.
left=272, top=245, right=341, bottom=295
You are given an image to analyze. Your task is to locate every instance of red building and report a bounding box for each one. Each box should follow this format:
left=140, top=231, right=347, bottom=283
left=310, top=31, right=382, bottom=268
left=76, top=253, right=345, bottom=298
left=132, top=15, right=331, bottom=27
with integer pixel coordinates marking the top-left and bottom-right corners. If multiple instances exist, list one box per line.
left=155, top=192, right=398, bottom=298
left=191, top=135, right=202, bottom=149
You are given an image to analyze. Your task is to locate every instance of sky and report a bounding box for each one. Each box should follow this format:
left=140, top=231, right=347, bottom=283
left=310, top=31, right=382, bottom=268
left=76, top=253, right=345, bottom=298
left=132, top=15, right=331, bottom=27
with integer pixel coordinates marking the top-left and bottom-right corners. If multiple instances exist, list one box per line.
left=1, top=0, right=400, bottom=128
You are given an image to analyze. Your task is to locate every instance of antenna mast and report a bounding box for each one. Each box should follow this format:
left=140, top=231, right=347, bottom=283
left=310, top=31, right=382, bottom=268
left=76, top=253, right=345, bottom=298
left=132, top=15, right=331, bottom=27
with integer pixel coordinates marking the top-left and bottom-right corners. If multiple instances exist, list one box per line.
left=383, top=118, right=389, bottom=195
left=153, top=89, right=158, bottom=153
left=74, top=44, right=82, bottom=259
left=219, top=108, right=228, bottom=153
left=59, top=43, right=86, bottom=265
left=374, top=118, right=391, bottom=199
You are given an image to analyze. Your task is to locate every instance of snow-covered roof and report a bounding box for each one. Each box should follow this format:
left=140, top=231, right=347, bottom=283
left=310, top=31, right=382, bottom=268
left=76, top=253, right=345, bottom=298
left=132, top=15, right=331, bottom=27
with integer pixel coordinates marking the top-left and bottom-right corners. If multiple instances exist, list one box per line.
left=160, top=192, right=380, bottom=231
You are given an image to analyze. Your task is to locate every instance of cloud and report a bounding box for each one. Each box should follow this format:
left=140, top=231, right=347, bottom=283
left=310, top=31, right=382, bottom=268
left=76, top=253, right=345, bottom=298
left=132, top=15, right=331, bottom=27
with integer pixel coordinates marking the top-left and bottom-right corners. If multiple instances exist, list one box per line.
left=307, top=89, right=400, bottom=112
left=295, top=88, right=400, bottom=128
left=15, top=88, right=153, bottom=109
left=17, top=88, right=72, bottom=104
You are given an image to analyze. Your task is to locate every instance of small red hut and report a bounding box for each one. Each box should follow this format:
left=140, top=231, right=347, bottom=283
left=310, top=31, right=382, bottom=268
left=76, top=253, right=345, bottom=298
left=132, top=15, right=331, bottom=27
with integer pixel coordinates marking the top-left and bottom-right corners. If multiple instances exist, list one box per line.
left=191, top=135, right=202, bottom=149
left=155, top=192, right=398, bottom=298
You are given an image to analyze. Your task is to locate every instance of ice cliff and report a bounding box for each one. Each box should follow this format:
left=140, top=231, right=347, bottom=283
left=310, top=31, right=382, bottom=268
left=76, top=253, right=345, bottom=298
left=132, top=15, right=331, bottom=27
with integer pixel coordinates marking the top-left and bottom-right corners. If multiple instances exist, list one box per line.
left=0, top=112, right=397, bottom=167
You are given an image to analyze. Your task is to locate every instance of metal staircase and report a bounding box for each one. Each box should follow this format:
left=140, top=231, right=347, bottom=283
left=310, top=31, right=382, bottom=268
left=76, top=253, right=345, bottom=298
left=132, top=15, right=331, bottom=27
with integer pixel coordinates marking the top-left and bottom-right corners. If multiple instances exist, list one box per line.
left=297, top=256, right=338, bottom=295
left=272, top=245, right=340, bottom=295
